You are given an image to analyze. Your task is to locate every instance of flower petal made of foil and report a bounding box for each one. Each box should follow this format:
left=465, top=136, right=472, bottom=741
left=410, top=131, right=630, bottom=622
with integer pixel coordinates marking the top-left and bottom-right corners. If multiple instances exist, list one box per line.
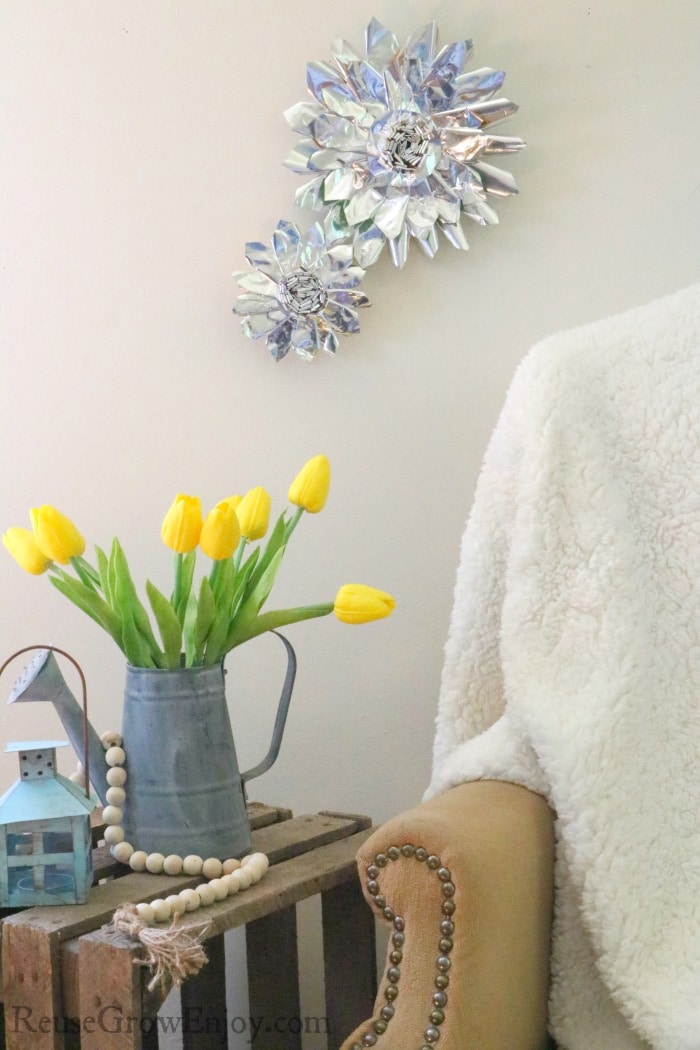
left=308, top=146, right=354, bottom=172
left=291, top=318, right=322, bottom=359
left=233, top=269, right=278, bottom=295
left=242, top=312, right=285, bottom=340
left=323, top=167, right=358, bottom=202
left=244, top=242, right=282, bottom=279
left=403, top=22, right=438, bottom=83
left=295, top=174, right=326, bottom=210
left=285, top=139, right=318, bottom=173
left=482, top=134, right=527, bottom=155
left=272, top=220, right=302, bottom=269
left=267, top=319, right=295, bottom=360
left=433, top=104, right=483, bottom=131
left=473, top=161, right=519, bottom=197
left=365, top=18, right=400, bottom=71
left=383, top=65, right=417, bottom=112
left=343, top=60, right=389, bottom=111
left=469, top=98, right=520, bottom=127
left=235, top=292, right=280, bottom=315
left=454, top=67, right=506, bottom=104
left=310, top=112, right=367, bottom=152
left=387, top=225, right=410, bottom=268
left=328, top=289, right=370, bottom=309
left=321, top=328, right=339, bottom=354
left=435, top=196, right=461, bottom=224
left=324, top=241, right=354, bottom=267
left=284, top=100, right=325, bottom=133
left=415, top=226, right=440, bottom=258
left=321, top=300, right=361, bottom=334
left=307, top=61, right=368, bottom=122
left=354, top=223, right=385, bottom=268
left=406, top=195, right=439, bottom=232
left=331, top=37, right=365, bottom=71
left=373, top=194, right=410, bottom=239
left=420, top=40, right=473, bottom=111
left=344, top=185, right=383, bottom=226
left=440, top=221, right=470, bottom=250
left=322, top=206, right=351, bottom=243
left=325, top=263, right=365, bottom=289
left=441, top=130, right=490, bottom=165
left=463, top=199, right=500, bottom=226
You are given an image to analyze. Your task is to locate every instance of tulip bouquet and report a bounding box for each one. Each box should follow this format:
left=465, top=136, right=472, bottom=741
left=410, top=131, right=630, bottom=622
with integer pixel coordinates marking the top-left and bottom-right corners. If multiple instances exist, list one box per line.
left=3, top=456, right=395, bottom=669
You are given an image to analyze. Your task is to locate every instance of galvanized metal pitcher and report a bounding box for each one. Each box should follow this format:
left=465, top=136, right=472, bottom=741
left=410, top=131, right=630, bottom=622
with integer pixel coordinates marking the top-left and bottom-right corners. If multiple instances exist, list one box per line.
left=7, top=634, right=297, bottom=860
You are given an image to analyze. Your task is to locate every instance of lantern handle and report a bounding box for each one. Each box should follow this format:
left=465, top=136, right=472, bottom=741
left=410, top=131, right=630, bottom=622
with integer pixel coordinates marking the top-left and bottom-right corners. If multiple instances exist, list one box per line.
left=0, top=646, right=91, bottom=801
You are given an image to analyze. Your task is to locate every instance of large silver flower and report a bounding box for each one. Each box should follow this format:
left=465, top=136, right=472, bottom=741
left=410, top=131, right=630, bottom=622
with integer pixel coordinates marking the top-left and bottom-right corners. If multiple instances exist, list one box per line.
left=233, top=218, right=369, bottom=361
left=285, top=19, right=525, bottom=268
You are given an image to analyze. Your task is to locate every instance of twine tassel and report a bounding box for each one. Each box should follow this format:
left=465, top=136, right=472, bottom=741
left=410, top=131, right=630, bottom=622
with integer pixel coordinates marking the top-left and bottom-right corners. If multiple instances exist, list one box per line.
left=112, top=903, right=212, bottom=992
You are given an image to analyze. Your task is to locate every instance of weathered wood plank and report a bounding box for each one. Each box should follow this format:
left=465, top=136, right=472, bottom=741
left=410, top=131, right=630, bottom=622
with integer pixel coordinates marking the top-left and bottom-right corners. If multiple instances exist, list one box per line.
left=78, top=928, right=143, bottom=1050
left=322, top=876, right=377, bottom=1049
left=246, top=905, right=301, bottom=1050
left=1, top=920, right=61, bottom=1050
left=180, top=933, right=228, bottom=1050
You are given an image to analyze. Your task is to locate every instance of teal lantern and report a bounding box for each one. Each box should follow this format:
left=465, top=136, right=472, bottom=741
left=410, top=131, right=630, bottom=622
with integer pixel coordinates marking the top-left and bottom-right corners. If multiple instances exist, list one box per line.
left=0, top=740, right=96, bottom=906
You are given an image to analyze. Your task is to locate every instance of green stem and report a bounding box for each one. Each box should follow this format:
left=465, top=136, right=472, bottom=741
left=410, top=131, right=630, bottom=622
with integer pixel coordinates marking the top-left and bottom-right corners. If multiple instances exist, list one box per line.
left=284, top=506, right=304, bottom=543
left=172, top=552, right=184, bottom=610
left=233, top=536, right=247, bottom=573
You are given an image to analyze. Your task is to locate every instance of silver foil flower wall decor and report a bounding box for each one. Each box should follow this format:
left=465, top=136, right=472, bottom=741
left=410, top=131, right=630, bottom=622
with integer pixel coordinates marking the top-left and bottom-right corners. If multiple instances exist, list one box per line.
left=232, top=217, right=369, bottom=361
left=284, top=18, right=525, bottom=268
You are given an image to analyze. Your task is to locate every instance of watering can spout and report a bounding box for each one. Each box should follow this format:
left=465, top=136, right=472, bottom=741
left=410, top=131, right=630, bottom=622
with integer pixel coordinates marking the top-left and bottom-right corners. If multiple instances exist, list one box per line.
left=6, top=649, right=110, bottom=805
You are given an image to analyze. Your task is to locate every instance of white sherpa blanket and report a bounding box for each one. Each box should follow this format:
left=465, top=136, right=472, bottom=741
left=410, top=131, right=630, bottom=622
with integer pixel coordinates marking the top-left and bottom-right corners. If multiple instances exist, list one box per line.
left=425, top=283, right=700, bottom=1050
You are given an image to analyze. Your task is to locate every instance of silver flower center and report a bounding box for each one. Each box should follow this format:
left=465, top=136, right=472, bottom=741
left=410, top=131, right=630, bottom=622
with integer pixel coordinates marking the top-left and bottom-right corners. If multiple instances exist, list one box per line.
left=382, top=115, right=431, bottom=172
left=279, top=270, right=327, bottom=315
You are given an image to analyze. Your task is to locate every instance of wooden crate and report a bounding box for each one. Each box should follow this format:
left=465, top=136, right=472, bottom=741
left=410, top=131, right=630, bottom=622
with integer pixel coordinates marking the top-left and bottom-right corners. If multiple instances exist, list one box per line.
left=0, top=804, right=376, bottom=1050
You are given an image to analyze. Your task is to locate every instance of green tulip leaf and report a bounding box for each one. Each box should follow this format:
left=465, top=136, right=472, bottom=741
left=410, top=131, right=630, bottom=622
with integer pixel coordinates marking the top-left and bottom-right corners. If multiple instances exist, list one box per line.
left=121, top=608, right=157, bottom=668
left=49, top=573, right=124, bottom=650
left=95, top=545, right=113, bottom=605
left=111, top=539, right=162, bottom=662
left=194, top=576, right=217, bottom=661
left=225, top=601, right=334, bottom=649
left=146, top=580, right=182, bottom=668
left=182, top=588, right=199, bottom=666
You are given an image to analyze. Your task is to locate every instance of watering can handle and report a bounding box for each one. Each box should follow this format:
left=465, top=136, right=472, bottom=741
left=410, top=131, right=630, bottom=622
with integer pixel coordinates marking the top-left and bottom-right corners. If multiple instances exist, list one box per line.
left=240, top=631, right=297, bottom=786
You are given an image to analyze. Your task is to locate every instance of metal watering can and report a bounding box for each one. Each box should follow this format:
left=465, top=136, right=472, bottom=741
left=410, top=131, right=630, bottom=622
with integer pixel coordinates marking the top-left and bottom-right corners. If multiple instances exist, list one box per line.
left=5, top=636, right=296, bottom=860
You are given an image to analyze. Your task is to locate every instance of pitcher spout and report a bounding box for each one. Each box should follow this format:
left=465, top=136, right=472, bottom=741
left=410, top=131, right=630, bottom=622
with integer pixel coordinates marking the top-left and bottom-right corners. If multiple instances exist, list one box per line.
left=6, top=649, right=110, bottom=805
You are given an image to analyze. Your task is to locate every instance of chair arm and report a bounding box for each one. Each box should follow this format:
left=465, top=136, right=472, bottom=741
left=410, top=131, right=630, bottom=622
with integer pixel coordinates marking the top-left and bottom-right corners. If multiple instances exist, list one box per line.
left=340, top=780, right=555, bottom=1050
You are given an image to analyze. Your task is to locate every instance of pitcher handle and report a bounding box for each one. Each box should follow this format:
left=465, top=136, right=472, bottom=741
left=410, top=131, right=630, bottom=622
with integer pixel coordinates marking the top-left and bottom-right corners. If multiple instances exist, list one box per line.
left=240, top=630, right=297, bottom=786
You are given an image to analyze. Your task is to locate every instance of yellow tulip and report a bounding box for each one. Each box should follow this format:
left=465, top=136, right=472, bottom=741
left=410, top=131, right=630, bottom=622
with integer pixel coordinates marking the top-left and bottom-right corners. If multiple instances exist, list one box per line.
left=334, top=584, right=396, bottom=624
left=200, top=501, right=241, bottom=560
left=30, top=505, right=85, bottom=564
left=288, top=454, right=331, bottom=514
left=219, top=495, right=242, bottom=511
left=236, top=487, right=271, bottom=540
left=3, top=527, right=52, bottom=575
left=161, top=494, right=202, bottom=553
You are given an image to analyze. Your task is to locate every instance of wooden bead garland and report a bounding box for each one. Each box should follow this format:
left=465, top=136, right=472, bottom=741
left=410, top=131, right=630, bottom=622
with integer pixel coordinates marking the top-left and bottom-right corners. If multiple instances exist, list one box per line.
left=71, top=730, right=269, bottom=926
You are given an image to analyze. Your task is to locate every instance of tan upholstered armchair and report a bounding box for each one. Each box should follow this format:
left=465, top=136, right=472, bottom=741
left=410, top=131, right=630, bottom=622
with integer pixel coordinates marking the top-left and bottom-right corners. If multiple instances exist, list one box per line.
left=340, top=780, right=556, bottom=1050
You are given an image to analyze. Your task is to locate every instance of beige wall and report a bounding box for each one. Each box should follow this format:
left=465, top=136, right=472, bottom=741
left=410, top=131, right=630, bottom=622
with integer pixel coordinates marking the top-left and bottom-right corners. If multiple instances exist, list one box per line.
left=1, top=0, right=699, bottom=830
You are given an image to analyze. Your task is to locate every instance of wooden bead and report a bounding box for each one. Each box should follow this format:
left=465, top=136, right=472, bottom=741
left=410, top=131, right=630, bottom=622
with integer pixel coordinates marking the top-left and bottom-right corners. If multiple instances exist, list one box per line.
left=246, top=852, right=269, bottom=874
left=111, top=841, right=134, bottom=863
left=182, top=855, right=203, bottom=876
left=201, top=857, right=223, bottom=879
left=222, top=858, right=241, bottom=875
left=179, top=888, right=200, bottom=912
left=222, top=873, right=240, bottom=894
left=102, top=805, right=123, bottom=826
left=105, top=786, right=126, bottom=807
left=163, top=854, right=184, bottom=876
left=105, top=746, right=126, bottom=767
left=101, top=730, right=123, bottom=748
left=196, top=883, right=216, bottom=907
left=208, top=878, right=229, bottom=901
left=145, top=853, right=165, bottom=874
left=166, top=894, right=186, bottom=916
left=129, top=850, right=148, bottom=872
left=104, top=825, right=124, bottom=845
left=69, top=771, right=86, bottom=787
left=106, top=766, right=127, bottom=787
left=135, top=902, right=155, bottom=924
left=150, top=899, right=172, bottom=923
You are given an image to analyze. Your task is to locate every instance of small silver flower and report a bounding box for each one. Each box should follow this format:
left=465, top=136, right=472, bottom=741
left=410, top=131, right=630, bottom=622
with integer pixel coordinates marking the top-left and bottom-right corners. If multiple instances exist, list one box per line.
left=285, top=19, right=525, bottom=268
left=233, top=218, right=370, bottom=362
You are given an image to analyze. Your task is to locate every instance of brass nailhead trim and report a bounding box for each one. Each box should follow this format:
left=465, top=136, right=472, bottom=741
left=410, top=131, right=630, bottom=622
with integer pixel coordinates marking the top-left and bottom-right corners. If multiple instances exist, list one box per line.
left=354, top=845, right=456, bottom=1047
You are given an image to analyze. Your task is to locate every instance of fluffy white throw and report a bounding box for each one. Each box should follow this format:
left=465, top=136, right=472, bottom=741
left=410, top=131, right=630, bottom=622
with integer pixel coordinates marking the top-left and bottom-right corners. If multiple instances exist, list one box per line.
left=426, top=283, right=700, bottom=1050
